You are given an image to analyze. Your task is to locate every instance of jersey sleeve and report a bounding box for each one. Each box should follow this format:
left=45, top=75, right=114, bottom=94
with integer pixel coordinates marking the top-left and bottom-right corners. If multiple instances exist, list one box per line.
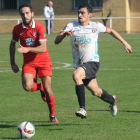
left=61, top=21, right=74, bottom=32
left=12, top=26, right=19, bottom=42
left=96, top=22, right=107, bottom=33
left=38, top=25, right=47, bottom=41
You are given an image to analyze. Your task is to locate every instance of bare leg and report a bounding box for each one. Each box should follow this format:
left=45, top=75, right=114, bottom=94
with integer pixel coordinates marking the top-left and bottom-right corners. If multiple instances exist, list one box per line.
left=41, top=76, right=58, bottom=123
left=22, top=73, right=34, bottom=91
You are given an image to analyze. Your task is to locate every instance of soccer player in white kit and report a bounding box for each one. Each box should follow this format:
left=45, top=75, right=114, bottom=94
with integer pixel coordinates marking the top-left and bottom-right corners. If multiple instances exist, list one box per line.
left=55, top=3, right=132, bottom=118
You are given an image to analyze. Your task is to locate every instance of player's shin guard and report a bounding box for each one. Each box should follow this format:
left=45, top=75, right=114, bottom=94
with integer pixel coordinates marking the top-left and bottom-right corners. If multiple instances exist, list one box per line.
left=46, top=94, right=55, bottom=116
left=76, top=84, right=85, bottom=109
left=101, top=89, right=115, bottom=105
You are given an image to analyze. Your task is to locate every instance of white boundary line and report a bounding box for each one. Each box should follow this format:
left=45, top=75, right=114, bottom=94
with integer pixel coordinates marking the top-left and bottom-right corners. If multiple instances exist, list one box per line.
left=1, top=68, right=140, bottom=73
left=0, top=62, right=72, bottom=72
left=0, top=61, right=140, bottom=72
left=52, top=62, right=71, bottom=69
left=0, top=37, right=140, bottom=41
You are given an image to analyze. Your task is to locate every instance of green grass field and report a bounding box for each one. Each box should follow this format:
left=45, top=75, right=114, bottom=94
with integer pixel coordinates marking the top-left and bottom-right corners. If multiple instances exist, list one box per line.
left=0, top=33, right=140, bottom=140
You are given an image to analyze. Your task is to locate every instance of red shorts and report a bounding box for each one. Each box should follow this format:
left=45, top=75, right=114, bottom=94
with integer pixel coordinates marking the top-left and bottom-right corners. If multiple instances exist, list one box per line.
left=22, top=60, right=52, bottom=78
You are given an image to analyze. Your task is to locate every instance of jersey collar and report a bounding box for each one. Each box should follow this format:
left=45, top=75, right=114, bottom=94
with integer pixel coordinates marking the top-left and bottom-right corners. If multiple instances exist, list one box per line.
left=89, top=21, right=91, bottom=25
left=22, top=20, right=35, bottom=28
left=79, top=21, right=91, bottom=26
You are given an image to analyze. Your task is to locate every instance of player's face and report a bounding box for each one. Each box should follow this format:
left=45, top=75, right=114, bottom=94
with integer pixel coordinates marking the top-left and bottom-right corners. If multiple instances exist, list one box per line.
left=20, top=7, right=34, bottom=26
left=78, top=8, right=92, bottom=26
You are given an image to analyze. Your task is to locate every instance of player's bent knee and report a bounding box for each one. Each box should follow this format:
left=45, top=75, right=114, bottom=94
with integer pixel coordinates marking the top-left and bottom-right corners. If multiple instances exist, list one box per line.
left=23, top=84, right=33, bottom=91
left=73, top=73, right=81, bottom=82
left=92, top=91, right=100, bottom=97
left=92, top=91, right=96, bottom=96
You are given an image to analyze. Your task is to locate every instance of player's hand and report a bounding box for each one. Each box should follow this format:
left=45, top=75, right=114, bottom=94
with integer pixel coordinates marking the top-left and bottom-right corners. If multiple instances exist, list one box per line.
left=124, top=43, right=132, bottom=53
left=11, top=63, right=19, bottom=73
left=17, top=44, right=30, bottom=53
left=64, top=31, right=74, bottom=36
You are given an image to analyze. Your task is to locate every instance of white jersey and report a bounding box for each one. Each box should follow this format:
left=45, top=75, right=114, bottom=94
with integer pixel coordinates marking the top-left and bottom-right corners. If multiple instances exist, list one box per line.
left=61, top=21, right=107, bottom=68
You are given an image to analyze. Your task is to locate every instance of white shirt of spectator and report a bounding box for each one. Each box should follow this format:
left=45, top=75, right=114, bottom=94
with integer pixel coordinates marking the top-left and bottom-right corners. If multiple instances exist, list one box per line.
left=44, top=5, right=55, bottom=19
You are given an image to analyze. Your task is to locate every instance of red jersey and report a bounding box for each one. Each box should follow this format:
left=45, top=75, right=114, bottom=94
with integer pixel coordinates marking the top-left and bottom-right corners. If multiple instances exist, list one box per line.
left=12, top=20, right=50, bottom=64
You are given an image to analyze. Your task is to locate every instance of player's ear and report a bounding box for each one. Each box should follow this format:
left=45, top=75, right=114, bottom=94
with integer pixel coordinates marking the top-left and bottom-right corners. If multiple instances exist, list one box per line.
left=32, top=12, right=34, bottom=17
left=89, top=13, right=92, bottom=18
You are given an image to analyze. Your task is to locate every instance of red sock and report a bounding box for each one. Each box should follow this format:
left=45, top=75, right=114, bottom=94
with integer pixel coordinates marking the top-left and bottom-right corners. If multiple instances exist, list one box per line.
left=46, top=94, right=55, bottom=116
left=31, top=82, right=44, bottom=92
left=31, top=82, right=55, bottom=116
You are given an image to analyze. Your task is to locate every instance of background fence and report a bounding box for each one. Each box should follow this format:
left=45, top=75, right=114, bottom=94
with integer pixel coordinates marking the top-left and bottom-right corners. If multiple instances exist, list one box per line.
left=0, top=17, right=140, bottom=34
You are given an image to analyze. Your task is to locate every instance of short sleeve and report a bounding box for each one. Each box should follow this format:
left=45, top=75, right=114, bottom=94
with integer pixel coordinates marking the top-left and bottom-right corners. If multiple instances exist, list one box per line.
left=12, top=26, right=19, bottom=42
left=61, top=21, right=74, bottom=32
left=97, top=22, right=107, bottom=33
left=38, top=25, right=47, bottom=41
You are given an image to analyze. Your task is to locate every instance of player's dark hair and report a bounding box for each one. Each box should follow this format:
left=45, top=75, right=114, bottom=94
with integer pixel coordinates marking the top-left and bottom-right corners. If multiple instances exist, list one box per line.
left=19, top=3, right=33, bottom=13
left=78, top=3, right=93, bottom=13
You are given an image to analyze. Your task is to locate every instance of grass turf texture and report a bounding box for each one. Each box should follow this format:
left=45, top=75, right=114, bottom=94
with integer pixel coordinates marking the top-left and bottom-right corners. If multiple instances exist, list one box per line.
left=0, top=33, right=140, bottom=139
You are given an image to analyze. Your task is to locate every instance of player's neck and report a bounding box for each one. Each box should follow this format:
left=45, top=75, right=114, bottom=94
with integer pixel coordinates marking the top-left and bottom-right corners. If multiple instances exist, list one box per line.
left=25, top=20, right=33, bottom=28
left=79, top=21, right=90, bottom=26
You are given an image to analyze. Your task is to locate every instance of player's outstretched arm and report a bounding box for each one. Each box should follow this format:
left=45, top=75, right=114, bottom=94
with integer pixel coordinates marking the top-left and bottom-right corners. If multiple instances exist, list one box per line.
left=55, top=31, right=74, bottom=44
left=106, top=28, right=132, bottom=53
left=17, top=41, right=46, bottom=54
left=9, top=40, right=19, bottom=73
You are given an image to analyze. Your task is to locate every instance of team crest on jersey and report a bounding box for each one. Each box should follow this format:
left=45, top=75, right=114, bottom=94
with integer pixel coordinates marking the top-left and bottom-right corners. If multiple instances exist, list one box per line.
left=33, top=32, right=37, bottom=37
left=26, top=37, right=35, bottom=46
left=43, top=32, right=47, bottom=38
left=92, top=29, right=97, bottom=33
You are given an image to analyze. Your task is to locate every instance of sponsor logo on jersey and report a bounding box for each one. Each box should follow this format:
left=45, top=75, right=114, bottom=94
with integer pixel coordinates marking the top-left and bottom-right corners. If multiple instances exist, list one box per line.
left=26, top=37, right=35, bottom=46
left=76, top=37, right=91, bottom=43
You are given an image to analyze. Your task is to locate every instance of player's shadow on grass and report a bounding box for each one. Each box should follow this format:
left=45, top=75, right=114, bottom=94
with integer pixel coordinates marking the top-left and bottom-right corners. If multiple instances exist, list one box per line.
left=34, top=121, right=91, bottom=129
left=2, top=138, right=19, bottom=139
left=88, top=109, right=140, bottom=113
left=31, top=121, right=63, bottom=130
left=120, top=110, right=140, bottom=113
left=132, top=55, right=140, bottom=57
left=88, top=109, right=110, bottom=112
left=0, top=124, right=16, bottom=128
left=0, top=124, right=19, bottom=139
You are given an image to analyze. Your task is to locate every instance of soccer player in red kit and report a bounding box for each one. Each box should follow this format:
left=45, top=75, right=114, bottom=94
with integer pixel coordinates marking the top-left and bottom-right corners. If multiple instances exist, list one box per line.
left=9, top=3, right=58, bottom=123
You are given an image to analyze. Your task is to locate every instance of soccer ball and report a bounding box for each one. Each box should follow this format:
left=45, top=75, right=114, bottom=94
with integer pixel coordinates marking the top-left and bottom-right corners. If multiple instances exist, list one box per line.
left=17, top=121, right=35, bottom=139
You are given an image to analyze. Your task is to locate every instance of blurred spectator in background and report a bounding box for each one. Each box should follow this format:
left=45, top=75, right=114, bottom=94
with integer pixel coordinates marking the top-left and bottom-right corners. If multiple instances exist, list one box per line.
left=44, top=1, right=55, bottom=34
